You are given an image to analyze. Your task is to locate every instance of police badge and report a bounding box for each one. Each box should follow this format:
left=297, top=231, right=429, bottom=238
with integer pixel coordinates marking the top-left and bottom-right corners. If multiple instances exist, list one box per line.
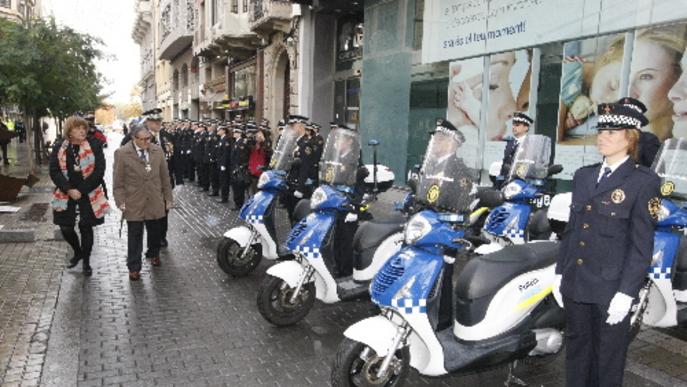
left=660, top=181, right=675, bottom=197
left=426, top=184, right=440, bottom=204
left=325, top=165, right=335, bottom=183
left=611, top=189, right=625, bottom=204
left=648, top=197, right=661, bottom=221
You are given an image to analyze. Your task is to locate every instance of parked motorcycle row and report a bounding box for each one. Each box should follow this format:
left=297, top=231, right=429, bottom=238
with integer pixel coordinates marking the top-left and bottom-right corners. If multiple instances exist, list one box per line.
left=216, top=121, right=687, bottom=387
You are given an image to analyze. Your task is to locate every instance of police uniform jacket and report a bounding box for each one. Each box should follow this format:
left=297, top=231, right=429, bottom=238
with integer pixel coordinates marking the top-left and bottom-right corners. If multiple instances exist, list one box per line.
left=193, top=132, right=205, bottom=163
left=203, top=133, right=217, bottom=163
left=294, top=135, right=319, bottom=192
left=230, top=138, right=250, bottom=175
left=556, top=158, right=660, bottom=305
left=498, top=138, right=519, bottom=179
left=217, top=135, right=231, bottom=170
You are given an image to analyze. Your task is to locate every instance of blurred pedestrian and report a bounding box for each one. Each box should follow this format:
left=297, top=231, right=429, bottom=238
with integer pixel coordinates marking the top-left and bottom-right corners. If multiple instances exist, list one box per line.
left=49, top=116, right=109, bottom=277
left=248, top=129, right=271, bottom=195
left=113, top=124, right=173, bottom=281
left=0, top=121, right=13, bottom=165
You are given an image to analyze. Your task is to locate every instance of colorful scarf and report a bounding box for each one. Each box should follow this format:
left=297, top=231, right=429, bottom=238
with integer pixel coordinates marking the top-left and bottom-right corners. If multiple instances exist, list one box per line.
left=51, top=139, right=110, bottom=218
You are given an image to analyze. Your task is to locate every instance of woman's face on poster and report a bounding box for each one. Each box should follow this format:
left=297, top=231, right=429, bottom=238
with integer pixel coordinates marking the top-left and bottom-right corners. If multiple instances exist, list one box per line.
left=590, top=60, right=621, bottom=104
left=668, top=49, right=687, bottom=138
left=487, top=52, right=518, bottom=140
left=629, top=39, right=679, bottom=132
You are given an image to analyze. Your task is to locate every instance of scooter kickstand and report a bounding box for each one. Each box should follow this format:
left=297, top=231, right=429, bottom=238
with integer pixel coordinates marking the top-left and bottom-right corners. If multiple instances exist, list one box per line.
left=504, top=361, right=528, bottom=387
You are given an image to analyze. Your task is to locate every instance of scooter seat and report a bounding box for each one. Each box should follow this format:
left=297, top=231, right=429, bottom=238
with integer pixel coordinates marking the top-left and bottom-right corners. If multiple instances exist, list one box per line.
left=455, top=242, right=559, bottom=303
left=293, top=199, right=311, bottom=223
left=353, top=221, right=404, bottom=252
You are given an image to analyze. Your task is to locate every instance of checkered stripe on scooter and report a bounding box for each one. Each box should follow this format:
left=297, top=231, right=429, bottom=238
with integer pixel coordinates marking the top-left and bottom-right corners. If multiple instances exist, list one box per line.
left=295, top=246, right=322, bottom=260
left=650, top=267, right=671, bottom=279
left=247, top=215, right=264, bottom=224
left=505, top=228, right=525, bottom=242
left=392, top=298, right=427, bottom=314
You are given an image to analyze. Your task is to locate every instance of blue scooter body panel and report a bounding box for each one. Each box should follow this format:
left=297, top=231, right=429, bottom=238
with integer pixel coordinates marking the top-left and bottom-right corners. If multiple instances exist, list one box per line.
left=239, top=189, right=278, bottom=224
left=483, top=202, right=531, bottom=240
left=285, top=210, right=338, bottom=253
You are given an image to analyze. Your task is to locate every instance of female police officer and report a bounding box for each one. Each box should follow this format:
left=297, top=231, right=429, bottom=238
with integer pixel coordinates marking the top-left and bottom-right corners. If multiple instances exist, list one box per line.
left=553, top=99, right=661, bottom=387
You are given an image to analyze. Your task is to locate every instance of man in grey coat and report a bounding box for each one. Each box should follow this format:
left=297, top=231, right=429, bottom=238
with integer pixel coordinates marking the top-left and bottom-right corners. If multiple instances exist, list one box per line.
left=113, top=125, right=173, bottom=281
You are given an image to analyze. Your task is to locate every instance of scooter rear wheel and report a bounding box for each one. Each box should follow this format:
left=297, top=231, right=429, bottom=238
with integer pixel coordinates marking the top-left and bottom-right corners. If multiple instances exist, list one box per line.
left=257, top=274, right=315, bottom=326
left=331, top=337, right=409, bottom=387
left=216, top=237, right=262, bottom=277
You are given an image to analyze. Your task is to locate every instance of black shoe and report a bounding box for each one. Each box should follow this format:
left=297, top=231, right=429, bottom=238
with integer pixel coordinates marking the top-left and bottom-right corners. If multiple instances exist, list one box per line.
left=66, top=254, right=82, bottom=269
left=209, top=192, right=219, bottom=197
left=83, top=266, right=92, bottom=276
left=217, top=199, right=228, bottom=203
left=160, top=239, right=168, bottom=247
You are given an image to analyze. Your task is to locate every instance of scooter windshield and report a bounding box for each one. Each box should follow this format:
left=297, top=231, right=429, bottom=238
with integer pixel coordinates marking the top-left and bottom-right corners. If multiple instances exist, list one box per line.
left=417, top=130, right=476, bottom=212
left=269, top=126, right=299, bottom=171
left=319, top=128, right=361, bottom=187
left=508, top=134, right=552, bottom=180
left=652, top=137, right=687, bottom=200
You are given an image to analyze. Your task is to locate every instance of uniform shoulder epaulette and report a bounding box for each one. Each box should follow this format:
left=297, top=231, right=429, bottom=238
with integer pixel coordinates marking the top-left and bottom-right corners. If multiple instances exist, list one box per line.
left=580, top=162, right=601, bottom=169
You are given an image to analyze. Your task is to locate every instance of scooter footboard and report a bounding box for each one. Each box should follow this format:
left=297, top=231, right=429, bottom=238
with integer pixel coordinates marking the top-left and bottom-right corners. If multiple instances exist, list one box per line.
left=343, top=316, right=400, bottom=356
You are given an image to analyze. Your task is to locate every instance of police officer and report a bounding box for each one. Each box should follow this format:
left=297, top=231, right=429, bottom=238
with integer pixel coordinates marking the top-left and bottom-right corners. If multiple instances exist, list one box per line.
left=553, top=101, right=661, bottom=387
left=283, top=115, right=311, bottom=223
left=216, top=125, right=232, bottom=203
left=496, top=112, right=532, bottom=187
left=196, top=123, right=210, bottom=191
left=616, top=97, right=661, bottom=168
left=229, top=125, right=250, bottom=209
left=207, top=124, right=220, bottom=196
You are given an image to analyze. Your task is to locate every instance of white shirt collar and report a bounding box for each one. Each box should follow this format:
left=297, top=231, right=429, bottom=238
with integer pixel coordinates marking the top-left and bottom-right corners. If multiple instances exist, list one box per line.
left=599, top=155, right=629, bottom=179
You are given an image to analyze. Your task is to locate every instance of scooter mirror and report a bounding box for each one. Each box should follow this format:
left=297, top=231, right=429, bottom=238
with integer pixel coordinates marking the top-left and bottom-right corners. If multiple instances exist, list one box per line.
left=548, top=164, right=563, bottom=176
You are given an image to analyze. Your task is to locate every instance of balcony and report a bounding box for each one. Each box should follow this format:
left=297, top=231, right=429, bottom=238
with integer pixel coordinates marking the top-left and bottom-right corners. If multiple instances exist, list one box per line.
left=249, top=0, right=293, bottom=35
left=208, top=75, right=227, bottom=94
left=132, top=0, right=152, bottom=45
left=158, top=0, right=194, bottom=60
left=194, top=9, right=259, bottom=58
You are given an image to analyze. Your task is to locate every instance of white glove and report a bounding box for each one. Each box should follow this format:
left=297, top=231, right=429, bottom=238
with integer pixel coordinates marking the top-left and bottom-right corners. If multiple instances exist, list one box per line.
left=220, top=166, right=226, bottom=171
left=606, top=292, right=634, bottom=325
left=293, top=190, right=304, bottom=199
left=186, top=150, right=191, bottom=154
left=344, top=213, right=358, bottom=223
left=552, top=274, right=563, bottom=308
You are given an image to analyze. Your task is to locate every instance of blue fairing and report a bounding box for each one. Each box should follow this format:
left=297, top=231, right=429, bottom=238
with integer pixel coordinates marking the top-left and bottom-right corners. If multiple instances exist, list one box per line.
left=649, top=230, right=681, bottom=280
left=509, top=179, right=540, bottom=201
left=370, top=246, right=444, bottom=311
left=484, top=202, right=531, bottom=239
left=312, top=185, right=350, bottom=211
left=658, top=198, right=687, bottom=229
left=285, top=210, right=337, bottom=252
left=239, top=190, right=277, bottom=222
left=413, top=210, right=466, bottom=250
left=260, top=170, right=288, bottom=191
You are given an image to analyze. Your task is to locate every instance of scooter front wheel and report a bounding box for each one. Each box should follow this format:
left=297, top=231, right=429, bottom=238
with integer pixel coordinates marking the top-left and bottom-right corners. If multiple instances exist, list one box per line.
left=331, top=337, right=409, bottom=387
left=257, top=274, right=315, bottom=326
left=216, top=238, right=262, bottom=277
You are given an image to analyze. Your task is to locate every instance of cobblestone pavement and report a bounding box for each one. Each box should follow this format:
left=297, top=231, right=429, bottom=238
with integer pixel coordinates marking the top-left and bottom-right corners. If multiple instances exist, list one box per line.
left=2, top=134, right=687, bottom=386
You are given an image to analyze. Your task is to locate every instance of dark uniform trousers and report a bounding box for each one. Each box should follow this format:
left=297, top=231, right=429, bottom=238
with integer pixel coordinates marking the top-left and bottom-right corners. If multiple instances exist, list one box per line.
left=126, top=219, right=161, bottom=272
left=220, top=169, right=231, bottom=201
left=557, top=159, right=660, bottom=387
left=564, top=297, right=630, bottom=387
left=210, top=162, right=219, bottom=194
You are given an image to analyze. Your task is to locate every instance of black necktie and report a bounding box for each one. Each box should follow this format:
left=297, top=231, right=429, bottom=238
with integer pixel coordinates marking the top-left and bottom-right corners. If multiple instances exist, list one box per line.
left=596, top=167, right=611, bottom=188
left=139, top=149, right=146, bottom=162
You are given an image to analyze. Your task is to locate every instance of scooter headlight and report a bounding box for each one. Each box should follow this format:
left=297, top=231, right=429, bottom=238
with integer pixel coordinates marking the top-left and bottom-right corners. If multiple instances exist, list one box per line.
left=404, top=213, right=431, bottom=245
left=310, top=187, right=327, bottom=209
left=257, top=172, right=271, bottom=189
left=502, top=181, right=522, bottom=200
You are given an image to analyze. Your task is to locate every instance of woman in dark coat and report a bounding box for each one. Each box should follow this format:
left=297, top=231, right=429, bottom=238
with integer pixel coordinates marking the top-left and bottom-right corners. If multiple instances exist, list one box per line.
left=49, top=116, right=109, bottom=276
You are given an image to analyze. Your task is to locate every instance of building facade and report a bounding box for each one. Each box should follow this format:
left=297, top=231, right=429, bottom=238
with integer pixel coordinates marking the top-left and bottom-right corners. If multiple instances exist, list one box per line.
left=0, top=0, right=40, bottom=23
left=132, top=0, right=157, bottom=112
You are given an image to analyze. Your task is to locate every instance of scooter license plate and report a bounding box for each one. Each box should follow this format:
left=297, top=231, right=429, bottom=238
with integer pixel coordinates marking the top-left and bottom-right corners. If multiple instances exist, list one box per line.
left=530, top=194, right=551, bottom=209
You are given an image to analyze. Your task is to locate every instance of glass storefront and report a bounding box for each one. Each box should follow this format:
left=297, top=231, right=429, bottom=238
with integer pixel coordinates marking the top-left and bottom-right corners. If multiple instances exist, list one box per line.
left=360, top=0, right=687, bottom=186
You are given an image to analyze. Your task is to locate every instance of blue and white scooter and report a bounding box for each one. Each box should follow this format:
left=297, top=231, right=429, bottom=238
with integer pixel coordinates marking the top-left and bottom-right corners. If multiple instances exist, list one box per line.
left=625, top=138, right=687, bottom=333
left=256, top=127, right=403, bottom=326
left=217, top=125, right=304, bottom=276
left=476, top=134, right=562, bottom=254
left=330, top=129, right=565, bottom=386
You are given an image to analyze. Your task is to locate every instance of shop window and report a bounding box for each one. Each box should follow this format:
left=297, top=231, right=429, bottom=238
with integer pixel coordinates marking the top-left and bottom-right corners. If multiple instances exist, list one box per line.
left=0, top=0, right=11, bottom=9
left=232, top=66, right=256, bottom=98
left=334, top=78, right=361, bottom=129
left=242, top=0, right=247, bottom=13
left=231, top=0, right=238, bottom=14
